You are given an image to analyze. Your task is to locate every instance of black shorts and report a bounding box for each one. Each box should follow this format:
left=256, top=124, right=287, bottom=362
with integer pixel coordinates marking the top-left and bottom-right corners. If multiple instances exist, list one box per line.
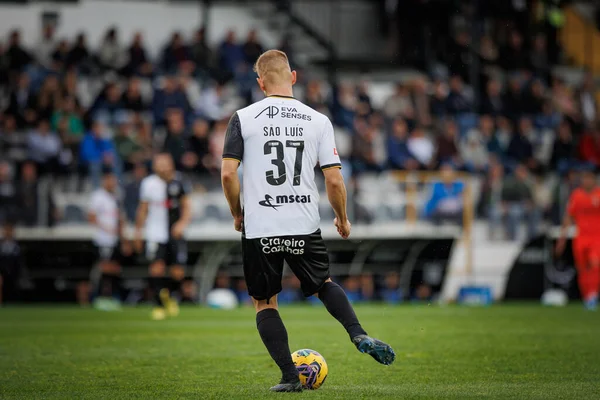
left=242, top=229, right=330, bottom=300
left=94, top=243, right=123, bottom=263
left=147, top=240, right=188, bottom=266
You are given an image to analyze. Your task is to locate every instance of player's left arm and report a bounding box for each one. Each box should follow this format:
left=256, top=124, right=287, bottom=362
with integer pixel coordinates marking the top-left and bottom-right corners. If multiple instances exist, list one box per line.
left=221, top=112, right=244, bottom=232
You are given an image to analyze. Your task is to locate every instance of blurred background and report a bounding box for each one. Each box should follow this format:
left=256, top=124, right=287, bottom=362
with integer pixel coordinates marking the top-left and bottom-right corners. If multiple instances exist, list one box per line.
left=0, top=0, right=598, bottom=307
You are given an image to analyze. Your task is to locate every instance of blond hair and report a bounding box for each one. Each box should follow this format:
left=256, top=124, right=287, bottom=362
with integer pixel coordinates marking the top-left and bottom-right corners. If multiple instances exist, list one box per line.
left=253, top=50, right=292, bottom=88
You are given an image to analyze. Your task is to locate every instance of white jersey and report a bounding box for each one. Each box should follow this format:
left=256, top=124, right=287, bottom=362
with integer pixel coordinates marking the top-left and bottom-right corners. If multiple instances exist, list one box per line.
left=140, top=173, right=190, bottom=244
left=223, top=95, right=341, bottom=239
left=88, top=188, right=120, bottom=247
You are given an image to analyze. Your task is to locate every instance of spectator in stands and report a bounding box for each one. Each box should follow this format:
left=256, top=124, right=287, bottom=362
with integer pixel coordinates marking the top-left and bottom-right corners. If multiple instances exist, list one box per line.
left=446, top=76, right=471, bottom=115
left=0, top=42, right=9, bottom=88
left=412, top=78, right=432, bottom=127
left=478, top=35, right=499, bottom=70
left=516, top=117, right=543, bottom=170
left=529, top=34, right=550, bottom=82
left=114, top=113, right=143, bottom=172
left=162, top=32, right=190, bottom=74
left=0, top=162, right=17, bottom=223
left=577, top=71, right=598, bottom=127
left=551, top=120, right=577, bottom=171
left=436, top=120, right=460, bottom=166
left=34, top=75, right=62, bottom=123
left=6, top=30, right=32, bottom=73
left=497, top=164, right=539, bottom=240
left=218, top=30, right=244, bottom=81
left=304, top=80, right=328, bottom=115
left=551, top=77, right=578, bottom=122
left=383, top=82, right=414, bottom=120
left=0, top=219, right=22, bottom=305
left=124, top=163, right=147, bottom=223
left=360, top=272, right=375, bottom=301
left=460, top=129, right=489, bottom=174
left=407, top=126, right=434, bottom=168
left=16, top=161, right=53, bottom=226
left=278, top=275, right=301, bottom=304
left=430, top=80, right=448, bottom=118
left=162, top=111, right=190, bottom=170
left=551, top=168, right=579, bottom=225
left=480, top=79, right=504, bottom=117
left=500, top=30, right=529, bottom=72
left=478, top=161, right=503, bottom=232
left=89, top=82, right=124, bottom=126
left=447, top=30, right=471, bottom=83
left=96, top=27, right=126, bottom=73
left=196, top=81, right=227, bottom=123
left=36, top=24, right=57, bottom=69
left=51, top=96, right=84, bottom=142
left=380, top=271, right=403, bottom=304
left=190, top=27, right=214, bottom=77
left=186, top=118, right=211, bottom=174
left=242, top=29, right=264, bottom=65
left=28, top=119, right=62, bottom=175
left=152, top=76, right=191, bottom=126
left=423, top=163, right=464, bottom=225
left=351, top=119, right=386, bottom=174
left=523, top=79, right=546, bottom=115
left=51, top=40, right=70, bottom=70
left=388, top=118, right=419, bottom=170
left=332, top=83, right=358, bottom=131
left=79, top=120, right=118, bottom=188
left=67, top=33, right=92, bottom=73
left=506, top=119, right=534, bottom=168
left=535, top=100, right=562, bottom=131
left=503, top=76, right=525, bottom=121
left=1, top=115, right=27, bottom=168
left=6, top=73, right=36, bottom=128
left=124, top=32, right=152, bottom=77
left=342, top=276, right=362, bottom=303
left=61, top=70, right=83, bottom=113
left=357, top=81, right=374, bottom=115
left=121, top=77, right=147, bottom=113
left=495, top=116, right=514, bottom=156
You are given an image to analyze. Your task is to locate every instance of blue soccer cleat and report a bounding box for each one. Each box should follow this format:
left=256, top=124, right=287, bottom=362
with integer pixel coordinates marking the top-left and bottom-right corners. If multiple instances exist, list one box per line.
left=584, top=295, right=598, bottom=311
left=352, top=335, right=396, bottom=366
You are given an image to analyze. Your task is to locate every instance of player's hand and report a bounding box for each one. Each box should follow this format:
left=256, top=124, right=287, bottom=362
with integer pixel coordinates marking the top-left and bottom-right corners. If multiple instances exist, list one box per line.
left=234, top=215, right=244, bottom=232
left=555, top=238, right=567, bottom=257
left=334, top=217, right=351, bottom=239
left=171, top=221, right=186, bottom=239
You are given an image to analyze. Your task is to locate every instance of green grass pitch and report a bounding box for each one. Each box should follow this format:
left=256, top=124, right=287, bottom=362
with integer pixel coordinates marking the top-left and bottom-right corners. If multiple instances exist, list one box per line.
left=1, top=304, right=599, bottom=399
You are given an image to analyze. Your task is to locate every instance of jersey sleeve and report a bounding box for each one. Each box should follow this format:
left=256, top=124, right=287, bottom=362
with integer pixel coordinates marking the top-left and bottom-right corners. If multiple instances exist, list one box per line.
left=222, top=112, right=243, bottom=162
left=318, top=118, right=342, bottom=170
left=88, top=192, right=100, bottom=215
left=140, top=179, right=151, bottom=202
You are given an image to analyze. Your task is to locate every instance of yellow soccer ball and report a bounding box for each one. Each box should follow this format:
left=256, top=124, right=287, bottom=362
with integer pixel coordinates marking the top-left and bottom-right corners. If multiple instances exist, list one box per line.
left=291, top=349, right=328, bottom=390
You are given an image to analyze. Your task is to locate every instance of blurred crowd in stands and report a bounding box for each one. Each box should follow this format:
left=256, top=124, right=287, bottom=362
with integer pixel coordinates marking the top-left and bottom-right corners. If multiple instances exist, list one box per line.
left=0, top=4, right=599, bottom=241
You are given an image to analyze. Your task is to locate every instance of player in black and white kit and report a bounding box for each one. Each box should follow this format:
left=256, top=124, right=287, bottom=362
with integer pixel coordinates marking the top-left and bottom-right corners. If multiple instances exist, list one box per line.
left=87, top=169, right=130, bottom=308
left=221, top=50, right=395, bottom=392
left=135, top=154, right=192, bottom=320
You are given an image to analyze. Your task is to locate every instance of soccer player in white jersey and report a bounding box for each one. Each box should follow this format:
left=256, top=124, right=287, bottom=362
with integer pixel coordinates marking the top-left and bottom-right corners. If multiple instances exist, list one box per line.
left=135, top=154, right=192, bottom=320
left=221, top=50, right=395, bottom=392
left=87, top=169, right=130, bottom=309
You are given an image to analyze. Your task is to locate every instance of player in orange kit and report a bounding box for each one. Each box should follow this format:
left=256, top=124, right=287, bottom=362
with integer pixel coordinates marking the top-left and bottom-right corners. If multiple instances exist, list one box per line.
left=556, top=167, right=600, bottom=310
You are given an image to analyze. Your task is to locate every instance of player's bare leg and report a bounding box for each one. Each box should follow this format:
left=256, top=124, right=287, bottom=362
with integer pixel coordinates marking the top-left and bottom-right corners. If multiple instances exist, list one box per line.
left=149, top=261, right=167, bottom=320
left=254, top=295, right=302, bottom=392
left=316, top=278, right=395, bottom=365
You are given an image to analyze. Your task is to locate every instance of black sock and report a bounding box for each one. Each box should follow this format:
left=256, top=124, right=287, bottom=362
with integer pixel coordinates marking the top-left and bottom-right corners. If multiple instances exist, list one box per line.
left=110, top=275, right=122, bottom=301
left=149, top=277, right=167, bottom=306
left=318, top=281, right=367, bottom=340
left=169, top=279, right=182, bottom=300
left=256, top=309, right=298, bottom=383
left=97, top=273, right=109, bottom=297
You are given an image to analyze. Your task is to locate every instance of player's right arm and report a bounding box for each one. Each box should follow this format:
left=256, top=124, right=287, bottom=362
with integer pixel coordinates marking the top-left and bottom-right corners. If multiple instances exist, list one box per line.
left=319, top=118, right=350, bottom=239
left=221, top=112, right=244, bottom=232
left=134, top=179, right=150, bottom=253
left=555, top=192, right=577, bottom=256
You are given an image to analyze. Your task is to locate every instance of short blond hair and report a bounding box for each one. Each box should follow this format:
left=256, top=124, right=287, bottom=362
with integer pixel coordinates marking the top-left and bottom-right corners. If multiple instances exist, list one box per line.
left=254, top=50, right=292, bottom=87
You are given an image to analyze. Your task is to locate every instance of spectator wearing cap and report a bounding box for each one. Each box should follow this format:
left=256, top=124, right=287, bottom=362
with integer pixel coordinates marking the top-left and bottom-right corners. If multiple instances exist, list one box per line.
left=387, top=118, right=419, bottom=170
left=79, top=120, right=119, bottom=188
left=422, top=163, right=464, bottom=225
